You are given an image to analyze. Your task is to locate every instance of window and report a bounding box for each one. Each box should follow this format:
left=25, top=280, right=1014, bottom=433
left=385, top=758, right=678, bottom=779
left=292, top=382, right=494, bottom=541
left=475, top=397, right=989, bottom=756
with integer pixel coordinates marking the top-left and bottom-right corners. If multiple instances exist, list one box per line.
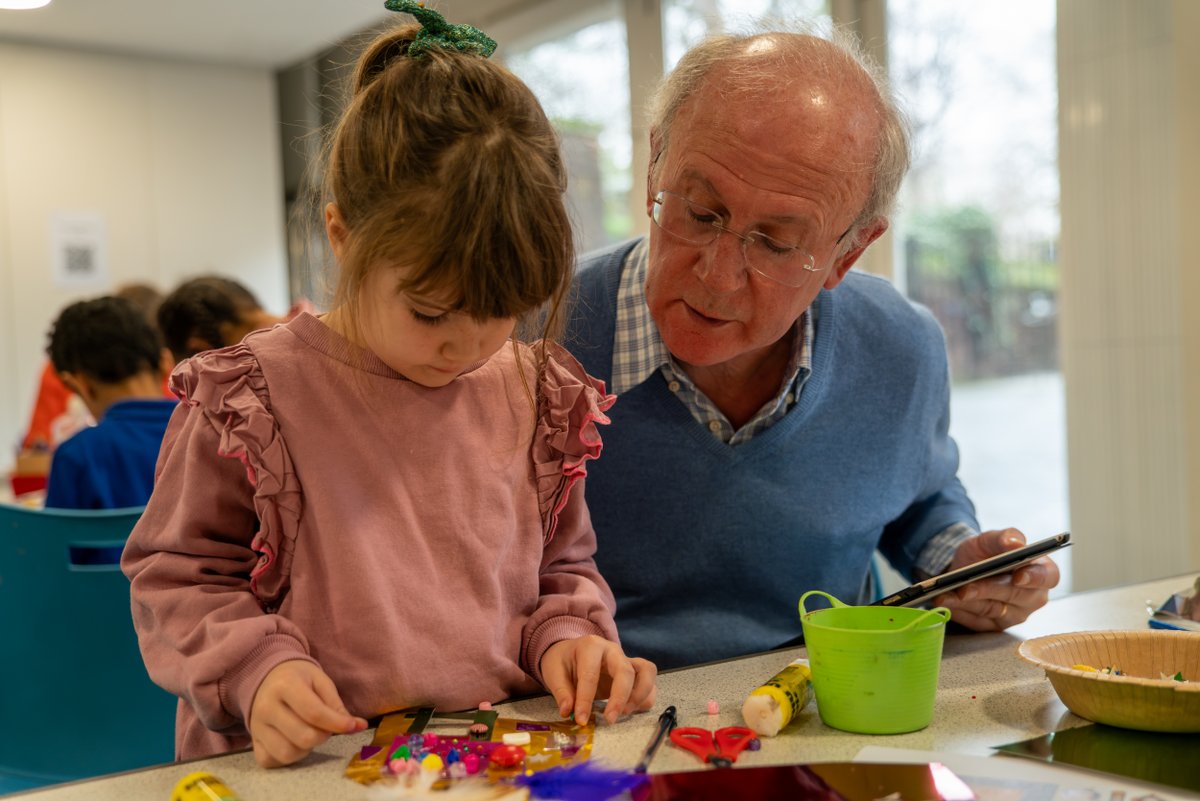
left=503, top=15, right=633, bottom=253
left=664, top=0, right=830, bottom=69
left=888, top=0, right=1069, bottom=589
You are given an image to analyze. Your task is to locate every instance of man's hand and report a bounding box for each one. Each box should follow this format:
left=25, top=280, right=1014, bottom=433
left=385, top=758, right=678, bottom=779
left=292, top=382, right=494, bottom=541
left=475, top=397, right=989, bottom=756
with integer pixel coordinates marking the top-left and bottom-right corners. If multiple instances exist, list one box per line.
left=248, top=660, right=368, bottom=768
left=932, top=528, right=1061, bottom=631
left=540, top=635, right=657, bottom=725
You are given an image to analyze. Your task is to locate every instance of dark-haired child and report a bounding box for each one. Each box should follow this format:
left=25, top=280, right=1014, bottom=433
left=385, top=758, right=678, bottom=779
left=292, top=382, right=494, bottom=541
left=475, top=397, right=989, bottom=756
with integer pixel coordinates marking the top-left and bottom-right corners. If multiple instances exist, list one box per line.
left=44, top=295, right=177, bottom=509
left=156, top=275, right=291, bottom=362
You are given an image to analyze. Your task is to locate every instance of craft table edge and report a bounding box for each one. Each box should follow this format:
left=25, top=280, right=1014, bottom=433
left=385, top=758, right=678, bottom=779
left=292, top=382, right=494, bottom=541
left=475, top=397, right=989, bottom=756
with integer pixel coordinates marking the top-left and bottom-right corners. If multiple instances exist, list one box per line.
left=8, top=573, right=1194, bottom=801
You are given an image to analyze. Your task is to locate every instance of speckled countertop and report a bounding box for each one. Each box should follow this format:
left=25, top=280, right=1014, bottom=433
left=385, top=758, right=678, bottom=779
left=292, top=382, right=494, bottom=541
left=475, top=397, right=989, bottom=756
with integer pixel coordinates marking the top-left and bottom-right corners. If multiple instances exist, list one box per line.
left=8, top=574, right=1192, bottom=801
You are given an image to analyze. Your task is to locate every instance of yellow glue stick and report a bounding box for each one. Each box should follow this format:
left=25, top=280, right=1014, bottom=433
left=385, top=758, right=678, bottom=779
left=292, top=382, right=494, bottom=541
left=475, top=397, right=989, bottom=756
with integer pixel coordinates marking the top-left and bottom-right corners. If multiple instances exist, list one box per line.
left=171, top=772, right=244, bottom=801
left=741, top=657, right=812, bottom=737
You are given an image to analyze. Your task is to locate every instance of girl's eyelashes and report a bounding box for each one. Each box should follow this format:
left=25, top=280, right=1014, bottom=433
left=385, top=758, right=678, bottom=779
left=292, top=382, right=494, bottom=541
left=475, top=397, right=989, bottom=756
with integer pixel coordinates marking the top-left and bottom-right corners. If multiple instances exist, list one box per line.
left=410, top=307, right=448, bottom=326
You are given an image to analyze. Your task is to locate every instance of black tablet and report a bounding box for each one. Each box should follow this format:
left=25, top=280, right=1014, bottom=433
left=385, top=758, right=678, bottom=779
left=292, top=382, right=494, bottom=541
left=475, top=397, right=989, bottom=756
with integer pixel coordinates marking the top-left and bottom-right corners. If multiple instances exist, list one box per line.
left=876, top=532, right=1071, bottom=608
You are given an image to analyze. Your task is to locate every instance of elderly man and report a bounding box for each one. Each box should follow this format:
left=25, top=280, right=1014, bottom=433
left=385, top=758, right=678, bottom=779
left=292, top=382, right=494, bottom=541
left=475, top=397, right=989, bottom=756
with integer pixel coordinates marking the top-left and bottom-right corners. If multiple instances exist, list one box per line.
left=565, top=29, right=1060, bottom=668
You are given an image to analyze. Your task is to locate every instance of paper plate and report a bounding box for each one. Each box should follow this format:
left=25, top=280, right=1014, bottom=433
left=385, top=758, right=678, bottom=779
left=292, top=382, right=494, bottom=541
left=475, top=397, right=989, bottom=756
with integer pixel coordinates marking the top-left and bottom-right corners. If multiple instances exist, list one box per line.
left=1018, top=630, right=1200, bottom=733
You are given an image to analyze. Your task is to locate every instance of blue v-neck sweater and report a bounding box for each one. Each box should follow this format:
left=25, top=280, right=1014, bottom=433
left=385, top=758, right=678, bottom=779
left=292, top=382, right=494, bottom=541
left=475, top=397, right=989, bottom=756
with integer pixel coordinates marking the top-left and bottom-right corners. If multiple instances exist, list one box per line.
left=565, top=240, right=977, bottom=668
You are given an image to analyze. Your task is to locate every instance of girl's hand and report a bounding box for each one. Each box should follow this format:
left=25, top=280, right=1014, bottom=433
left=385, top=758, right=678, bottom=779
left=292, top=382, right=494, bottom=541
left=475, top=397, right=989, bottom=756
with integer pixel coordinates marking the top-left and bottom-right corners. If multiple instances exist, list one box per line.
left=540, top=635, right=657, bottom=725
left=248, top=660, right=368, bottom=767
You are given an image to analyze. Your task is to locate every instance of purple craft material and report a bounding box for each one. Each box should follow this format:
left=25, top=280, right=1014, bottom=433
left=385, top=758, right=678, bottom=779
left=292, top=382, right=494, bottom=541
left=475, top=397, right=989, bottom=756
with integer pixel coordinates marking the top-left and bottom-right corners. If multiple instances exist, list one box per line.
left=517, top=722, right=553, bottom=731
left=360, top=745, right=382, bottom=760
left=515, top=762, right=647, bottom=801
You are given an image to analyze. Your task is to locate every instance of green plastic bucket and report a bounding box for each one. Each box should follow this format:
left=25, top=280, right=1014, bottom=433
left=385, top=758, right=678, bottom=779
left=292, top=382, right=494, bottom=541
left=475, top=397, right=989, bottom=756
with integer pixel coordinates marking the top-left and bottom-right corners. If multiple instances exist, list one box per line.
left=798, top=590, right=951, bottom=734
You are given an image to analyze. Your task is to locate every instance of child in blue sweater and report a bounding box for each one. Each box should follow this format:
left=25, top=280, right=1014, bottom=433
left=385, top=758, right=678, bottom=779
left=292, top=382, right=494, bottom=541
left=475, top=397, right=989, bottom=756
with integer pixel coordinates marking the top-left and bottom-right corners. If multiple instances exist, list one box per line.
left=44, top=296, right=177, bottom=509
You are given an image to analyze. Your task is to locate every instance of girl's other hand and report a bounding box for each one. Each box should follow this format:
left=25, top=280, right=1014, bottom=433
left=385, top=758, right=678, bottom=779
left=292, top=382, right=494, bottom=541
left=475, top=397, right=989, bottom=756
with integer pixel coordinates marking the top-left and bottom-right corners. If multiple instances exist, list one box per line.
left=540, top=635, right=657, bottom=726
left=248, top=660, right=368, bottom=768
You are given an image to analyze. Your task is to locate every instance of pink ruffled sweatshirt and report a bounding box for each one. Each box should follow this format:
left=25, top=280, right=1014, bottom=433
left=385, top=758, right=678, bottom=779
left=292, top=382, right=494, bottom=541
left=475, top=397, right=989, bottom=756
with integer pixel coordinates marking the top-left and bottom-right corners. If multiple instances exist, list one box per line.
left=121, top=313, right=620, bottom=759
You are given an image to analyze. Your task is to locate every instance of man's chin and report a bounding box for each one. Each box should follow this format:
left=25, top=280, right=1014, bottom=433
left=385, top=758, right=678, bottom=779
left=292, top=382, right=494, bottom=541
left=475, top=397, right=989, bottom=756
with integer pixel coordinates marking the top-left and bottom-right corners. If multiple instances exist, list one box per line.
left=659, top=329, right=740, bottom=369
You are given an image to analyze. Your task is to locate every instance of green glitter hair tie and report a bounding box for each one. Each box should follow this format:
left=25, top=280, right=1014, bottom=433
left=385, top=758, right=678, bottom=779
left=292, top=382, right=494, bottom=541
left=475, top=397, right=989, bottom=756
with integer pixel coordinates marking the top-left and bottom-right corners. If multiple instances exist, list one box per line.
left=383, top=1, right=498, bottom=59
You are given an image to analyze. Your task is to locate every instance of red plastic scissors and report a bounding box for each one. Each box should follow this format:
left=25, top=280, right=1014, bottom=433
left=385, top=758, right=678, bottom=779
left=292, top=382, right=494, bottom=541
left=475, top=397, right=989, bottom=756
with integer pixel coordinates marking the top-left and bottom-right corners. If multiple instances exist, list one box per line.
left=669, top=726, right=756, bottom=768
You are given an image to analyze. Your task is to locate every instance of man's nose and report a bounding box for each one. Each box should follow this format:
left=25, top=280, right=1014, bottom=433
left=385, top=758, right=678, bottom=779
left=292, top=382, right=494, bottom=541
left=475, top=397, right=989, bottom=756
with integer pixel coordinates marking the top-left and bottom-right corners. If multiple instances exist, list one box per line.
left=693, top=227, right=749, bottom=293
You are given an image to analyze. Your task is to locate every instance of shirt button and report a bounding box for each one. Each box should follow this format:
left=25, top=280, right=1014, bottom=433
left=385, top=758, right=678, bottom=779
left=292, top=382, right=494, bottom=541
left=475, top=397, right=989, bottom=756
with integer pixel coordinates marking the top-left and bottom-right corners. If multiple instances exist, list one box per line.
left=708, top=420, right=722, bottom=433
left=668, top=381, right=681, bottom=393
left=785, top=393, right=795, bottom=404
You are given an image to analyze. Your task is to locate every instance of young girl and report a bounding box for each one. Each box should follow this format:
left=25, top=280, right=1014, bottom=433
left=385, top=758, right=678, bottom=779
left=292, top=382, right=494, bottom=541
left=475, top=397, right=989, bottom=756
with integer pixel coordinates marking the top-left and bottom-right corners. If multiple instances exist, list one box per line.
left=122, top=6, right=656, bottom=768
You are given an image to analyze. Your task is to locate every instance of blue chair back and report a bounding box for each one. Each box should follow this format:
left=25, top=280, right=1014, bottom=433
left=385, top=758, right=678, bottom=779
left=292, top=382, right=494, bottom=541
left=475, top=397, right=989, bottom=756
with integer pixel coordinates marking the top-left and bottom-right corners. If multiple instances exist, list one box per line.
left=0, top=504, right=176, bottom=789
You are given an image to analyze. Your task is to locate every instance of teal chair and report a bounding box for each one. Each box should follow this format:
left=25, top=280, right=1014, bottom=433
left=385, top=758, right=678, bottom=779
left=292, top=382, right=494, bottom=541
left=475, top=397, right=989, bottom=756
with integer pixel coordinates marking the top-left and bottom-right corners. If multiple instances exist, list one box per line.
left=0, top=504, right=176, bottom=792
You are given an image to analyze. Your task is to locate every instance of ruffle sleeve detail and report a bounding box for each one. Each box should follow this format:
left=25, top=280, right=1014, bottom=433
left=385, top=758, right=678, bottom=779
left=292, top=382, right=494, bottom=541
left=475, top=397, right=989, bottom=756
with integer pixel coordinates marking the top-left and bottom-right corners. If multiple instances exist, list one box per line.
left=170, top=346, right=301, bottom=608
left=533, top=343, right=616, bottom=545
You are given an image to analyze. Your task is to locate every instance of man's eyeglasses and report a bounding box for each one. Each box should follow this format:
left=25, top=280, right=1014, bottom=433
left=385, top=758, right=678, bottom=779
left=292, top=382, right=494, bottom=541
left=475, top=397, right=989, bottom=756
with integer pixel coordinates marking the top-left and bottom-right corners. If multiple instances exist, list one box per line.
left=649, top=190, right=833, bottom=288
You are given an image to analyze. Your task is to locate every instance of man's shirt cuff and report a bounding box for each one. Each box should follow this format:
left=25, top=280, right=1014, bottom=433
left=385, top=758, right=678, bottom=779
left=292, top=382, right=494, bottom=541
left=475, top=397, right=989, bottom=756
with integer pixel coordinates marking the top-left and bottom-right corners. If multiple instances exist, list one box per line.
left=914, top=522, right=978, bottom=578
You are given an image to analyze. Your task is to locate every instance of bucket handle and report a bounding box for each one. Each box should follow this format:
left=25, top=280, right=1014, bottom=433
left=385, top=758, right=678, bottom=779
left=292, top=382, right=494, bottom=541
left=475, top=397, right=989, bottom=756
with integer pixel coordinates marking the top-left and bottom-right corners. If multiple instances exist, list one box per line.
left=895, top=606, right=952, bottom=631
left=799, top=590, right=951, bottom=630
left=799, top=590, right=849, bottom=617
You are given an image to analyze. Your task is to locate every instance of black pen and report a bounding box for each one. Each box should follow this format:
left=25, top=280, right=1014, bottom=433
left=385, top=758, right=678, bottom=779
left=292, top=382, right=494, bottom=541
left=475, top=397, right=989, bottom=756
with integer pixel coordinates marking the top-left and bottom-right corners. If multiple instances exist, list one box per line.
left=634, top=704, right=677, bottom=774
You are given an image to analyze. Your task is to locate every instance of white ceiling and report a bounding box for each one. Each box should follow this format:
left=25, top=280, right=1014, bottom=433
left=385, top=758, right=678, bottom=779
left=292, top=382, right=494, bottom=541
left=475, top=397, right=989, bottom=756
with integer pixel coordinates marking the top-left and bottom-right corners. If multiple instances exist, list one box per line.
left=0, top=0, right=394, bottom=70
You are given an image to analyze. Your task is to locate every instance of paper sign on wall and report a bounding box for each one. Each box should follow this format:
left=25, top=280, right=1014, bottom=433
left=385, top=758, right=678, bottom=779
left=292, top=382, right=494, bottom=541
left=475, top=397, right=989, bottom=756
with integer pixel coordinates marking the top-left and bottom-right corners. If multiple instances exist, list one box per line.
left=50, top=212, right=109, bottom=289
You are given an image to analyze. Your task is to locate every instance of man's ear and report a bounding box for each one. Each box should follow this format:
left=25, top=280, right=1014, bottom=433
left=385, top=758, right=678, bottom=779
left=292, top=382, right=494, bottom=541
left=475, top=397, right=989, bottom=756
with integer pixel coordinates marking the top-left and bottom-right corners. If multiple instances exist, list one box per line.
left=823, top=217, right=889, bottom=290
left=325, top=203, right=348, bottom=262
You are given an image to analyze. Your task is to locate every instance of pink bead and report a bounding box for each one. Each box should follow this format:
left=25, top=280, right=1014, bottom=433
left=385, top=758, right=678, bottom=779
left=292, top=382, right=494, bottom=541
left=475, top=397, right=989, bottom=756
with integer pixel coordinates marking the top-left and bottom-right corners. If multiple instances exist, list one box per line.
left=706, top=699, right=719, bottom=715
left=462, top=753, right=481, bottom=775
left=423, top=733, right=440, bottom=748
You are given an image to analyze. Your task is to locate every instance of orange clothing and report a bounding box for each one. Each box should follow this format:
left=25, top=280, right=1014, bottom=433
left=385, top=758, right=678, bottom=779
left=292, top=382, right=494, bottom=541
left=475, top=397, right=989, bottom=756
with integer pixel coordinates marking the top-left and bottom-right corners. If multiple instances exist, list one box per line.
left=22, top=362, right=174, bottom=453
left=21, top=363, right=89, bottom=451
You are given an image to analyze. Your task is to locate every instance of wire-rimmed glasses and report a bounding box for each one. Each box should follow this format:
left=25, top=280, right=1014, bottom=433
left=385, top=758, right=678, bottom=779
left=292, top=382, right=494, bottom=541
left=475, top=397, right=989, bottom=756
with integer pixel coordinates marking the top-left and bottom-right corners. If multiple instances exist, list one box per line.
left=649, top=190, right=826, bottom=288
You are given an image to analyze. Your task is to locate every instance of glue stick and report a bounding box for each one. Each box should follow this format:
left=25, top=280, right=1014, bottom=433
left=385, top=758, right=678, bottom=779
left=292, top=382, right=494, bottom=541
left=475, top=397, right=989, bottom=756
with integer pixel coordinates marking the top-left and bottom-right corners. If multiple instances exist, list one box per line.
left=171, top=772, right=245, bottom=801
left=741, top=657, right=812, bottom=737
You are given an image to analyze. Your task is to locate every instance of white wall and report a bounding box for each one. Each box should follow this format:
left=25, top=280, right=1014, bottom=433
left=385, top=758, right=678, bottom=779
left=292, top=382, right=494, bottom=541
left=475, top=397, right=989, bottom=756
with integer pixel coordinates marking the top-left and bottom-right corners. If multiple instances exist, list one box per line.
left=0, top=42, right=288, bottom=459
left=1057, top=0, right=1200, bottom=588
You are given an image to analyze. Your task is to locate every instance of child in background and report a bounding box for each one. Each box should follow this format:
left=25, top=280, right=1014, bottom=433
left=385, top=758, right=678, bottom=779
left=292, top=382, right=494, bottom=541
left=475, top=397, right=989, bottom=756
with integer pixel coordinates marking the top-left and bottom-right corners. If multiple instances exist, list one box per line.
left=156, top=275, right=291, bottom=362
left=20, top=282, right=167, bottom=455
left=122, top=5, right=656, bottom=769
left=43, top=296, right=177, bottom=509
